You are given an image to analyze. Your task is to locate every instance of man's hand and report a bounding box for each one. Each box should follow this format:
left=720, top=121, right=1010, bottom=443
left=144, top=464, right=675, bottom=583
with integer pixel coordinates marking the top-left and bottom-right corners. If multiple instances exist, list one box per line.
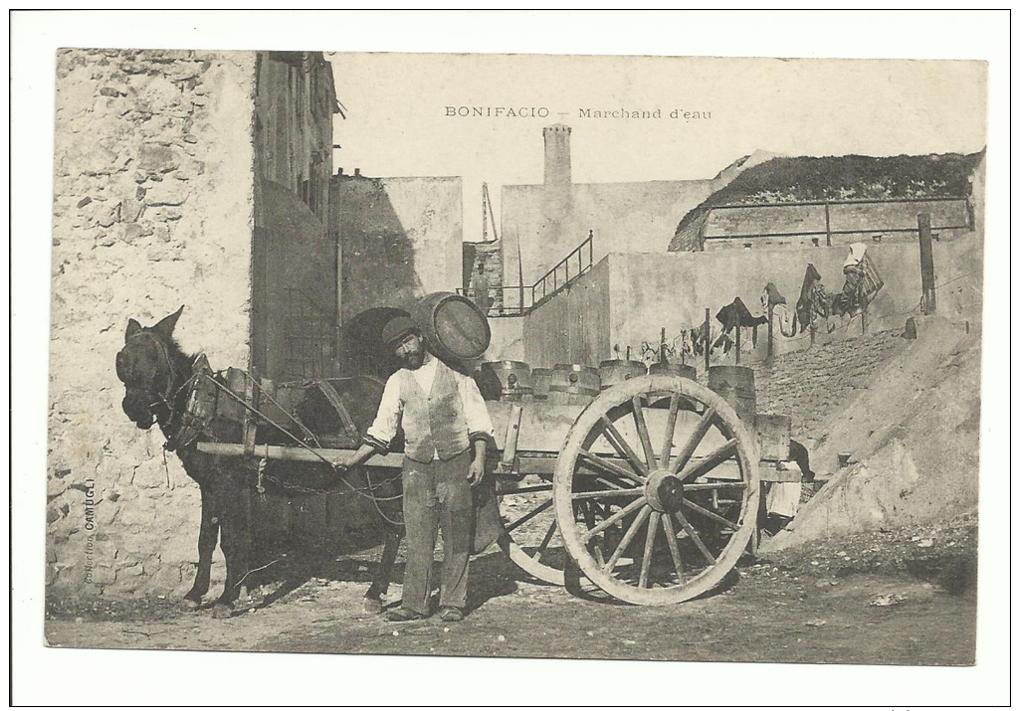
left=467, top=457, right=485, bottom=487
left=335, top=443, right=376, bottom=474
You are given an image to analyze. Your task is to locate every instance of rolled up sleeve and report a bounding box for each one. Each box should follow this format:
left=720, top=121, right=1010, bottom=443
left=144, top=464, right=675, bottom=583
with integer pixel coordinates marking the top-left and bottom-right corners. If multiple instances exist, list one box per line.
left=457, top=374, right=495, bottom=445
left=364, top=374, right=403, bottom=453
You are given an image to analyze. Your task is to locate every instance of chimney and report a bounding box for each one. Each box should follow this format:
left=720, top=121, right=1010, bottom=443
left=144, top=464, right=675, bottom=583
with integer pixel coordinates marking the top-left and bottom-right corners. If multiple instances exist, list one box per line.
left=353, top=167, right=361, bottom=177
left=543, top=124, right=571, bottom=186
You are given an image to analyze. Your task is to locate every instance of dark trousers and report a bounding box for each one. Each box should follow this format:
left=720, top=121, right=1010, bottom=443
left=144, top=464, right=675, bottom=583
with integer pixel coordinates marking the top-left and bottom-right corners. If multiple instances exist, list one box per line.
left=400, top=450, right=473, bottom=614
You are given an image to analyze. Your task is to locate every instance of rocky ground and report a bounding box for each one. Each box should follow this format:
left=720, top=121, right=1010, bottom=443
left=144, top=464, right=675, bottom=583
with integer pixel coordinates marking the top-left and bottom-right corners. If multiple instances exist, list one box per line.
left=46, top=512, right=976, bottom=665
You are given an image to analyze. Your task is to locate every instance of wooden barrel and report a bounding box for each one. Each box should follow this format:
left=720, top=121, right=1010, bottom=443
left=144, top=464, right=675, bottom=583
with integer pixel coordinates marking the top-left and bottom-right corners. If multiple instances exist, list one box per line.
left=548, top=364, right=601, bottom=405
left=598, top=359, right=647, bottom=390
left=708, top=365, right=756, bottom=424
left=480, top=361, right=533, bottom=402
left=410, top=291, right=491, bottom=363
left=532, top=368, right=553, bottom=400
left=648, top=362, right=697, bottom=380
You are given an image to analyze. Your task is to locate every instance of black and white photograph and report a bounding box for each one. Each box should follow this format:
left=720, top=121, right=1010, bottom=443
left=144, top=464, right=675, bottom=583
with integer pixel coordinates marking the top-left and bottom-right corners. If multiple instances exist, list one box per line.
left=10, top=9, right=1011, bottom=707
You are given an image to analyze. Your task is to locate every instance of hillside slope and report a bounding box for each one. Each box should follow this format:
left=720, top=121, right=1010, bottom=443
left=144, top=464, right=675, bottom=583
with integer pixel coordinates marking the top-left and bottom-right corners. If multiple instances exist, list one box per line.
left=763, top=317, right=980, bottom=551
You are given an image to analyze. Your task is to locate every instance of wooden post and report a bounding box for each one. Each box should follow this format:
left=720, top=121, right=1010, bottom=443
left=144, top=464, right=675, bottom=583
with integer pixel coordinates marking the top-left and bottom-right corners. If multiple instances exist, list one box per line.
left=860, top=280, right=867, bottom=334
left=735, top=325, right=741, bottom=364
left=918, top=213, right=937, bottom=314
left=703, top=307, right=710, bottom=373
left=824, top=202, right=832, bottom=247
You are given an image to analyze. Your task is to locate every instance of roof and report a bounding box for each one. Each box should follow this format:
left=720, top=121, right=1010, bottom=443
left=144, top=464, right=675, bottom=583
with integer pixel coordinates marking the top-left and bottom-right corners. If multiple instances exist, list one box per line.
left=669, top=151, right=985, bottom=251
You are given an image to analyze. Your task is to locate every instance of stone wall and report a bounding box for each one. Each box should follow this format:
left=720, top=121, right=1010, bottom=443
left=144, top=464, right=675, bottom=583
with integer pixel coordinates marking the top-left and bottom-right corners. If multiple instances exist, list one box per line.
left=510, top=236, right=981, bottom=371
left=750, top=330, right=908, bottom=444
left=522, top=258, right=612, bottom=368
left=47, top=49, right=256, bottom=597
left=702, top=198, right=971, bottom=250
left=500, top=179, right=715, bottom=298
left=332, top=174, right=463, bottom=324
left=463, top=239, right=504, bottom=315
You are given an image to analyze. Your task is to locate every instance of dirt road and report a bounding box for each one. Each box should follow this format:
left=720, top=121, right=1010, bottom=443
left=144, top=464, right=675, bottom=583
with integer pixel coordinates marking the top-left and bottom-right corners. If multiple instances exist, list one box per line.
left=46, top=519, right=976, bottom=665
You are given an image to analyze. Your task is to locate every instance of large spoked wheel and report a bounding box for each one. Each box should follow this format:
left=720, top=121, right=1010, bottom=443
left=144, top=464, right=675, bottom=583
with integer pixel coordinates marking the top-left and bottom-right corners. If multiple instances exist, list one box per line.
left=553, top=374, right=759, bottom=605
left=496, top=474, right=568, bottom=585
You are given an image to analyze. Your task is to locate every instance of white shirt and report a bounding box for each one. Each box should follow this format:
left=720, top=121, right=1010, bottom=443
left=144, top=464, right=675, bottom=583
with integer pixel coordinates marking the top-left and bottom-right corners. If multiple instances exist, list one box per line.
left=366, top=356, right=495, bottom=454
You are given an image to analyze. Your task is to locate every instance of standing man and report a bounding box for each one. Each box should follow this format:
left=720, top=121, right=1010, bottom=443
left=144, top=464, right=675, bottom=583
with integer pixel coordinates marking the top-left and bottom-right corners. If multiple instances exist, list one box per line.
left=337, top=316, right=494, bottom=622
left=471, top=262, right=491, bottom=315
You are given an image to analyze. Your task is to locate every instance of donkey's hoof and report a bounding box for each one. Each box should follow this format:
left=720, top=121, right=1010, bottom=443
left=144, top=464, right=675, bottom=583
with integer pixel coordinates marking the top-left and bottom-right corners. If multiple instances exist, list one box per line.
left=363, top=597, right=384, bottom=615
left=211, top=603, right=233, bottom=619
left=182, top=597, right=202, bottom=610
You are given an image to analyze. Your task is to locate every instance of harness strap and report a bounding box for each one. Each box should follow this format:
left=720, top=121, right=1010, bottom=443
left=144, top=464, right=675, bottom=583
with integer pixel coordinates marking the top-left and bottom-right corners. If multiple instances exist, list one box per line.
left=241, top=371, right=259, bottom=462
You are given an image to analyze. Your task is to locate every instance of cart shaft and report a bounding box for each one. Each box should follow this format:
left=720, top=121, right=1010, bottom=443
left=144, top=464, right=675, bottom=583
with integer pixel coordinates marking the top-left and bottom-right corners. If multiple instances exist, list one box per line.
left=196, top=442, right=405, bottom=468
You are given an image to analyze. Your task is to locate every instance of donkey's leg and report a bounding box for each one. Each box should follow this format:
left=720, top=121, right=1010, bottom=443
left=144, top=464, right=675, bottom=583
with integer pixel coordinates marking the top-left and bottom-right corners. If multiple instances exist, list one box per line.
left=212, top=485, right=251, bottom=619
left=365, top=525, right=403, bottom=614
left=184, top=483, right=220, bottom=608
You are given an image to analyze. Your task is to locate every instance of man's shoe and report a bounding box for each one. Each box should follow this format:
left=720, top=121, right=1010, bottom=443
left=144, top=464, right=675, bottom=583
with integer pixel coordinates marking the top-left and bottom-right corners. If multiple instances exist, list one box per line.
left=386, top=607, right=425, bottom=622
left=438, top=606, right=464, bottom=622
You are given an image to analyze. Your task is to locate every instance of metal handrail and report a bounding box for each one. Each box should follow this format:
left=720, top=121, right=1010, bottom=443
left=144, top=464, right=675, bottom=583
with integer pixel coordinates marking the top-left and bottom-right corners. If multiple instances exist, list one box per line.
left=459, top=231, right=595, bottom=317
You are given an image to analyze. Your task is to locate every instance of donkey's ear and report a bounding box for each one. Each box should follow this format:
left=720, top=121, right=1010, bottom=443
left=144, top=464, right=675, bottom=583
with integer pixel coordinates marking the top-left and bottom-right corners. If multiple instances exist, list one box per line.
left=152, top=305, right=185, bottom=339
left=125, top=318, right=142, bottom=343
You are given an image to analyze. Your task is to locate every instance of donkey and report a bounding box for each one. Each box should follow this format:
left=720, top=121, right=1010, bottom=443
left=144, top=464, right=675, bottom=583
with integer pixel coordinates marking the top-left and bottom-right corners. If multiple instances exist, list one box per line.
left=115, top=306, right=404, bottom=618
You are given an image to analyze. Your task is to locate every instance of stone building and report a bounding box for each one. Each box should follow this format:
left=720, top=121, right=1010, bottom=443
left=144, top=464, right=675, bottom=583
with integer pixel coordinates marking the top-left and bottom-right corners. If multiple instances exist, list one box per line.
left=47, top=49, right=339, bottom=598
left=330, top=171, right=463, bottom=374
left=670, top=153, right=983, bottom=252
left=496, top=125, right=769, bottom=304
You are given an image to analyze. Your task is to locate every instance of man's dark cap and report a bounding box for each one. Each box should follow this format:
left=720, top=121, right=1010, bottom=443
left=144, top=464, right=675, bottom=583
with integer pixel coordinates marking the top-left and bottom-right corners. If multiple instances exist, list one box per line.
left=381, top=316, right=416, bottom=346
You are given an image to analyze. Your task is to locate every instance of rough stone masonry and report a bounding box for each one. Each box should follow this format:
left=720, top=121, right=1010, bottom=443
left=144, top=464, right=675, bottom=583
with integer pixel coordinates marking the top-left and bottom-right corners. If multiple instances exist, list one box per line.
left=48, top=49, right=256, bottom=597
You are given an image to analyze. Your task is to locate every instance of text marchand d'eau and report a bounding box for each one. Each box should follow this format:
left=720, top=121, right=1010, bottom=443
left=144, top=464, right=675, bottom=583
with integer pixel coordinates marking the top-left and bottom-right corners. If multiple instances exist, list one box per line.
left=444, top=106, right=712, bottom=121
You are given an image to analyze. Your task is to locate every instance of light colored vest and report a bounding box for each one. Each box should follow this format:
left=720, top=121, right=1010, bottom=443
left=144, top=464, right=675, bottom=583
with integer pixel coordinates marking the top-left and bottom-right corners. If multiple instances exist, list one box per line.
left=400, top=361, right=471, bottom=463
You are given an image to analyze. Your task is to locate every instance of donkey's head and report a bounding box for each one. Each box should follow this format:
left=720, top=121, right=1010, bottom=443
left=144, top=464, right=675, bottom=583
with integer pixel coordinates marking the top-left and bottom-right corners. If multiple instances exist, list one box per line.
left=115, top=306, right=185, bottom=430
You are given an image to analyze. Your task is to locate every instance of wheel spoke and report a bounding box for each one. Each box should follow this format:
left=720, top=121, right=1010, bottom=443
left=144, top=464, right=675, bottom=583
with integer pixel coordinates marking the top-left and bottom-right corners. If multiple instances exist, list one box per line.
left=599, top=415, right=648, bottom=477
left=673, top=510, right=716, bottom=565
left=631, top=394, right=657, bottom=470
left=660, top=394, right=681, bottom=467
left=581, top=504, right=606, bottom=568
left=578, top=449, right=644, bottom=485
left=669, top=406, right=717, bottom=475
left=581, top=496, right=646, bottom=542
left=677, top=438, right=738, bottom=483
left=681, top=498, right=740, bottom=530
left=505, top=498, right=553, bottom=534
left=661, top=513, right=684, bottom=583
left=603, top=507, right=650, bottom=573
left=639, top=511, right=661, bottom=588
left=571, top=488, right=644, bottom=501
left=533, top=519, right=558, bottom=562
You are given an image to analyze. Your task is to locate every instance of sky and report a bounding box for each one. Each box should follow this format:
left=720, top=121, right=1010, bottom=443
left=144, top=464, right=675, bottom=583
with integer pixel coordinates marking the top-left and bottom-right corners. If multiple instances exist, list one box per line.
left=327, top=53, right=987, bottom=243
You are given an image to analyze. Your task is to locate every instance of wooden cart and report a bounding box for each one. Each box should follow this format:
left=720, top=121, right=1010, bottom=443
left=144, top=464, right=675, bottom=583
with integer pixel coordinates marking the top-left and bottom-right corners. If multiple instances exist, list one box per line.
left=197, top=369, right=799, bottom=606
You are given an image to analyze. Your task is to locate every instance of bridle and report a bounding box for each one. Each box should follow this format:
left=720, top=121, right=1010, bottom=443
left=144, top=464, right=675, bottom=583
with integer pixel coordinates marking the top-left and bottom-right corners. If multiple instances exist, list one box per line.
left=120, top=330, right=204, bottom=450
left=124, top=330, right=180, bottom=407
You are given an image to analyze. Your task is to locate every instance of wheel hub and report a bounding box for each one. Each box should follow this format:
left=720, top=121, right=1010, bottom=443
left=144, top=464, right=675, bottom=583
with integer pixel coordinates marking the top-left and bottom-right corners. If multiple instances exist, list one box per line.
left=644, top=469, right=684, bottom=513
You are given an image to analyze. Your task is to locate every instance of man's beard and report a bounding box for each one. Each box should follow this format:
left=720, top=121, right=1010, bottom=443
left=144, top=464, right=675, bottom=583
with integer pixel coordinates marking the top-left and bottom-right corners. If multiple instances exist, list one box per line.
left=401, top=350, right=425, bottom=370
